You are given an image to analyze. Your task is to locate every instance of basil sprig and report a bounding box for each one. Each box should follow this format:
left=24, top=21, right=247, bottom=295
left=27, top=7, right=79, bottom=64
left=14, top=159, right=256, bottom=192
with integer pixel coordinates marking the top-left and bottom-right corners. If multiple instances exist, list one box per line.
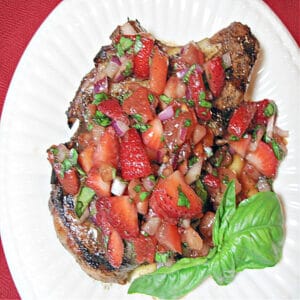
left=128, top=181, right=284, bottom=299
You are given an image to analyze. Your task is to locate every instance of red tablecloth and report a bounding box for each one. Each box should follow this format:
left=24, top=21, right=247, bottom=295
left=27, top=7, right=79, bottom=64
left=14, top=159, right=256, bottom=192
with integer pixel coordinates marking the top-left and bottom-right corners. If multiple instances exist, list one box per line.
left=0, top=1, right=299, bottom=299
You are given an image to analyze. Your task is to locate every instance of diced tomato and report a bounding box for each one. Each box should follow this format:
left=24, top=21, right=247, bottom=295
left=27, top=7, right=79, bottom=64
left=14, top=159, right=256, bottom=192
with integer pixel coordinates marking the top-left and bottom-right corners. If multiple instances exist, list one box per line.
left=93, top=126, right=119, bottom=168
left=86, top=167, right=111, bottom=197
left=156, top=222, right=182, bottom=254
left=99, top=196, right=139, bottom=239
left=246, top=141, right=278, bottom=178
left=228, top=135, right=251, bottom=157
left=120, top=128, right=152, bottom=180
left=149, top=46, right=168, bottom=95
left=164, top=76, right=186, bottom=98
left=227, top=103, right=257, bottom=138
left=97, top=98, right=129, bottom=125
left=122, top=87, right=154, bottom=123
left=181, top=42, right=205, bottom=66
left=133, top=37, right=154, bottom=79
left=142, top=118, right=164, bottom=150
left=131, top=235, right=157, bottom=264
left=54, top=165, right=80, bottom=196
left=150, top=170, right=202, bottom=221
left=107, top=229, right=124, bottom=268
left=204, top=56, right=225, bottom=97
left=78, top=144, right=95, bottom=173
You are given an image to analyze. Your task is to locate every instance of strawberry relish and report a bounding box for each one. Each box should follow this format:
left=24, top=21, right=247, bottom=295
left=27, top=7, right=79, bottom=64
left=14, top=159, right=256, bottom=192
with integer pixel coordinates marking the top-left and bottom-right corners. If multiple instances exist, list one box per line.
left=47, top=22, right=287, bottom=269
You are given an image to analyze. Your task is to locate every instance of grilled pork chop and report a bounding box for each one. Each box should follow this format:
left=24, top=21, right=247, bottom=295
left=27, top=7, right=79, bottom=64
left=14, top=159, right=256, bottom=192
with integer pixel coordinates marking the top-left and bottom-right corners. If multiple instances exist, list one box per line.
left=48, top=20, right=260, bottom=284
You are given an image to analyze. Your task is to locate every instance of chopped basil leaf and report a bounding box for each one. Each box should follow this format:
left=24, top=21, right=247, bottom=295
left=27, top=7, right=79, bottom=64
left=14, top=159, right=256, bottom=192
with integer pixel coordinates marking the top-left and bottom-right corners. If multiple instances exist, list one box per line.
left=50, top=147, right=59, bottom=155
left=177, top=185, right=190, bottom=208
left=229, top=135, right=239, bottom=141
left=148, top=175, right=156, bottom=182
left=183, top=64, right=196, bottom=83
left=199, top=91, right=206, bottom=101
left=155, top=251, right=171, bottom=263
left=62, top=159, right=72, bottom=173
left=134, top=35, right=143, bottom=54
left=116, top=36, right=134, bottom=57
left=188, top=156, right=199, bottom=167
left=94, top=111, right=111, bottom=127
left=140, top=191, right=150, bottom=201
left=263, top=134, right=272, bottom=143
left=93, top=92, right=108, bottom=105
left=123, top=61, right=133, bottom=77
left=76, top=166, right=86, bottom=177
left=184, top=119, right=192, bottom=127
left=134, top=184, right=142, bottom=193
left=118, top=91, right=131, bottom=105
left=87, top=123, right=94, bottom=131
left=69, top=148, right=78, bottom=166
left=214, top=154, right=223, bottom=167
left=175, top=108, right=181, bottom=117
left=133, top=113, right=143, bottom=122
left=133, top=123, right=151, bottom=132
left=75, top=186, right=96, bottom=218
left=199, top=99, right=212, bottom=108
left=271, top=140, right=284, bottom=160
left=148, top=93, right=154, bottom=104
left=195, top=179, right=208, bottom=203
left=160, top=135, right=165, bottom=142
left=264, top=102, right=276, bottom=117
left=160, top=94, right=172, bottom=105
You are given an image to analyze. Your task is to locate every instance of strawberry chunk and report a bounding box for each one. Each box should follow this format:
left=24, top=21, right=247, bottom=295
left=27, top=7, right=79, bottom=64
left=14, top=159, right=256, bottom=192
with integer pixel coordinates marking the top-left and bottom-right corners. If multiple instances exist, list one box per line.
left=86, top=167, right=111, bottom=197
left=97, top=98, right=129, bottom=125
left=100, top=196, right=139, bottom=239
left=133, top=36, right=154, bottom=79
left=107, top=229, right=124, bottom=268
left=142, top=118, right=164, bottom=150
left=131, top=235, right=157, bottom=264
left=156, top=222, right=182, bottom=254
left=204, top=56, right=225, bottom=97
left=120, top=128, right=152, bottom=180
left=122, top=87, right=154, bottom=123
left=203, top=174, right=221, bottom=190
left=164, top=76, right=186, bottom=99
left=54, top=166, right=80, bottom=196
left=253, top=99, right=276, bottom=126
left=149, top=46, right=168, bottom=95
left=78, top=144, right=95, bottom=173
left=93, top=126, right=119, bottom=168
left=150, top=170, right=203, bottom=221
left=246, top=141, right=278, bottom=178
left=227, top=103, right=256, bottom=138
left=181, top=42, right=205, bottom=66
left=228, top=135, right=251, bottom=157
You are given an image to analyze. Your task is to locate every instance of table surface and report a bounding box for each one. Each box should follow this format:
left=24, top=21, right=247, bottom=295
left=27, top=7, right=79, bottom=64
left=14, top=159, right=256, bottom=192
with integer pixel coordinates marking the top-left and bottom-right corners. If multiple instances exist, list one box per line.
left=0, top=0, right=299, bottom=299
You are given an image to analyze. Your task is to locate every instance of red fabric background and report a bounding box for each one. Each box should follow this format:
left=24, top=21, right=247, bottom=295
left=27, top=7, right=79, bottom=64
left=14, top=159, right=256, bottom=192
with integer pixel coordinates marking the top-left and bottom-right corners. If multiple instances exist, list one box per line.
left=0, top=1, right=299, bottom=299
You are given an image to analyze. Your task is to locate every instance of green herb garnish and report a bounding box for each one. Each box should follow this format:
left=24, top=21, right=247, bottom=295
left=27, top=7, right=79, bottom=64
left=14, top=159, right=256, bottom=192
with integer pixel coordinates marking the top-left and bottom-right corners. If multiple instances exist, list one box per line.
left=75, top=186, right=96, bottom=218
left=133, top=123, right=151, bottom=133
left=183, top=64, right=196, bottom=83
left=134, top=35, right=143, bottom=54
left=264, top=102, right=276, bottom=117
left=139, top=191, right=150, bottom=201
left=116, top=36, right=134, bottom=56
left=159, top=94, right=172, bottom=105
left=184, top=119, right=192, bottom=127
left=177, top=185, right=190, bottom=208
left=94, top=111, right=111, bottom=127
left=92, top=92, right=108, bottom=105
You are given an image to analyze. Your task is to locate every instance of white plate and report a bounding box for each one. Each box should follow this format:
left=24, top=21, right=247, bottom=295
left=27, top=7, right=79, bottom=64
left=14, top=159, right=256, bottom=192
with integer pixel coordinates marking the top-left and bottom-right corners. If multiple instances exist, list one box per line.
left=0, top=0, right=299, bottom=299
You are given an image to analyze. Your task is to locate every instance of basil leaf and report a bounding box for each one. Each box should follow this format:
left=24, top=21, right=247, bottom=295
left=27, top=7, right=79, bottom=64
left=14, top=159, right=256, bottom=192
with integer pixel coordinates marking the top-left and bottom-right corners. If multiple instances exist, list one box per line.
left=128, top=257, right=210, bottom=299
left=213, top=180, right=236, bottom=246
left=75, top=187, right=96, bottom=218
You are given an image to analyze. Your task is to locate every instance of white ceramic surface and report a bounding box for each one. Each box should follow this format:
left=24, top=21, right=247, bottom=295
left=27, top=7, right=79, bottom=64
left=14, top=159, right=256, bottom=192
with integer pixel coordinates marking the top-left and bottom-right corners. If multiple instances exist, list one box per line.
left=0, top=0, right=299, bottom=299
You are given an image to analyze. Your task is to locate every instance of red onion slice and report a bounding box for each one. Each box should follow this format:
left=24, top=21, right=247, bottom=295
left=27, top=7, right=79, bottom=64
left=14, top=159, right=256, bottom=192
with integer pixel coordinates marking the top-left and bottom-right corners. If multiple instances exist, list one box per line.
left=105, top=56, right=121, bottom=78
left=94, top=76, right=108, bottom=94
left=112, top=120, right=129, bottom=137
left=158, top=105, right=174, bottom=121
left=184, top=159, right=203, bottom=184
left=142, top=176, right=156, bottom=192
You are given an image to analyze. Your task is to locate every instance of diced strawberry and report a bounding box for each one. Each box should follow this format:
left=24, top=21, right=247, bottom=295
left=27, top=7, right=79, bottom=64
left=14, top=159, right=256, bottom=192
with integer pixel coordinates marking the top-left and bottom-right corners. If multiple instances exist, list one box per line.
left=227, top=103, right=256, bottom=138
left=95, top=200, right=114, bottom=235
left=164, top=76, right=186, bottom=98
left=246, top=141, right=278, bottom=178
left=86, top=167, right=111, bottom=197
left=181, top=42, right=205, bottom=66
left=142, top=118, right=164, bottom=150
left=107, top=229, right=124, bottom=268
left=150, top=170, right=203, bottom=221
left=204, top=56, right=225, bottom=97
left=131, top=235, right=157, bottom=264
left=54, top=166, right=80, bottom=196
left=122, top=87, right=154, bottom=123
left=97, top=98, right=129, bottom=125
left=100, top=196, right=139, bottom=239
left=253, top=99, right=275, bottom=126
left=203, top=174, right=221, bottom=190
left=93, top=126, right=119, bottom=168
left=181, top=227, right=203, bottom=251
left=133, top=37, right=154, bottom=79
left=149, top=46, right=168, bottom=95
left=120, top=128, right=152, bottom=180
left=228, top=135, right=251, bottom=157
left=78, top=144, right=95, bottom=173
left=156, top=222, right=182, bottom=254
left=187, top=65, right=205, bottom=101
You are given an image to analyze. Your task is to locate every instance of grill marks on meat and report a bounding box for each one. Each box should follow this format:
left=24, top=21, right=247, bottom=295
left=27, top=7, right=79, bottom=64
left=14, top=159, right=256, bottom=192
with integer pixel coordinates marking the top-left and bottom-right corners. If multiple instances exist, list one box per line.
left=49, top=21, right=260, bottom=285
left=209, top=22, right=260, bottom=110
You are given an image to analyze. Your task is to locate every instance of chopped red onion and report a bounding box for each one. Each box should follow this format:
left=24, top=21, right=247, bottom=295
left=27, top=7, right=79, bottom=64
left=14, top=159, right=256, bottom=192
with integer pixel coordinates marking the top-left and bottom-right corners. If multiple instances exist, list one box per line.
left=105, top=57, right=121, bottom=78
left=112, top=120, right=129, bottom=137
left=176, top=68, right=188, bottom=79
left=222, top=52, right=232, bottom=69
left=142, top=217, right=161, bottom=236
left=184, top=160, right=203, bottom=184
left=56, top=144, right=69, bottom=162
left=179, top=126, right=187, bottom=142
left=249, top=127, right=265, bottom=152
left=111, top=177, right=127, bottom=196
left=94, top=77, right=108, bottom=94
left=142, top=176, right=156, bottom=192
left=181, top=218, right=191, bottom=229
left=120, top=22, right=137, bottom=35
left=111, top=55, right=121, bottom=66
left=158, top=105, right=174, bottom=121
